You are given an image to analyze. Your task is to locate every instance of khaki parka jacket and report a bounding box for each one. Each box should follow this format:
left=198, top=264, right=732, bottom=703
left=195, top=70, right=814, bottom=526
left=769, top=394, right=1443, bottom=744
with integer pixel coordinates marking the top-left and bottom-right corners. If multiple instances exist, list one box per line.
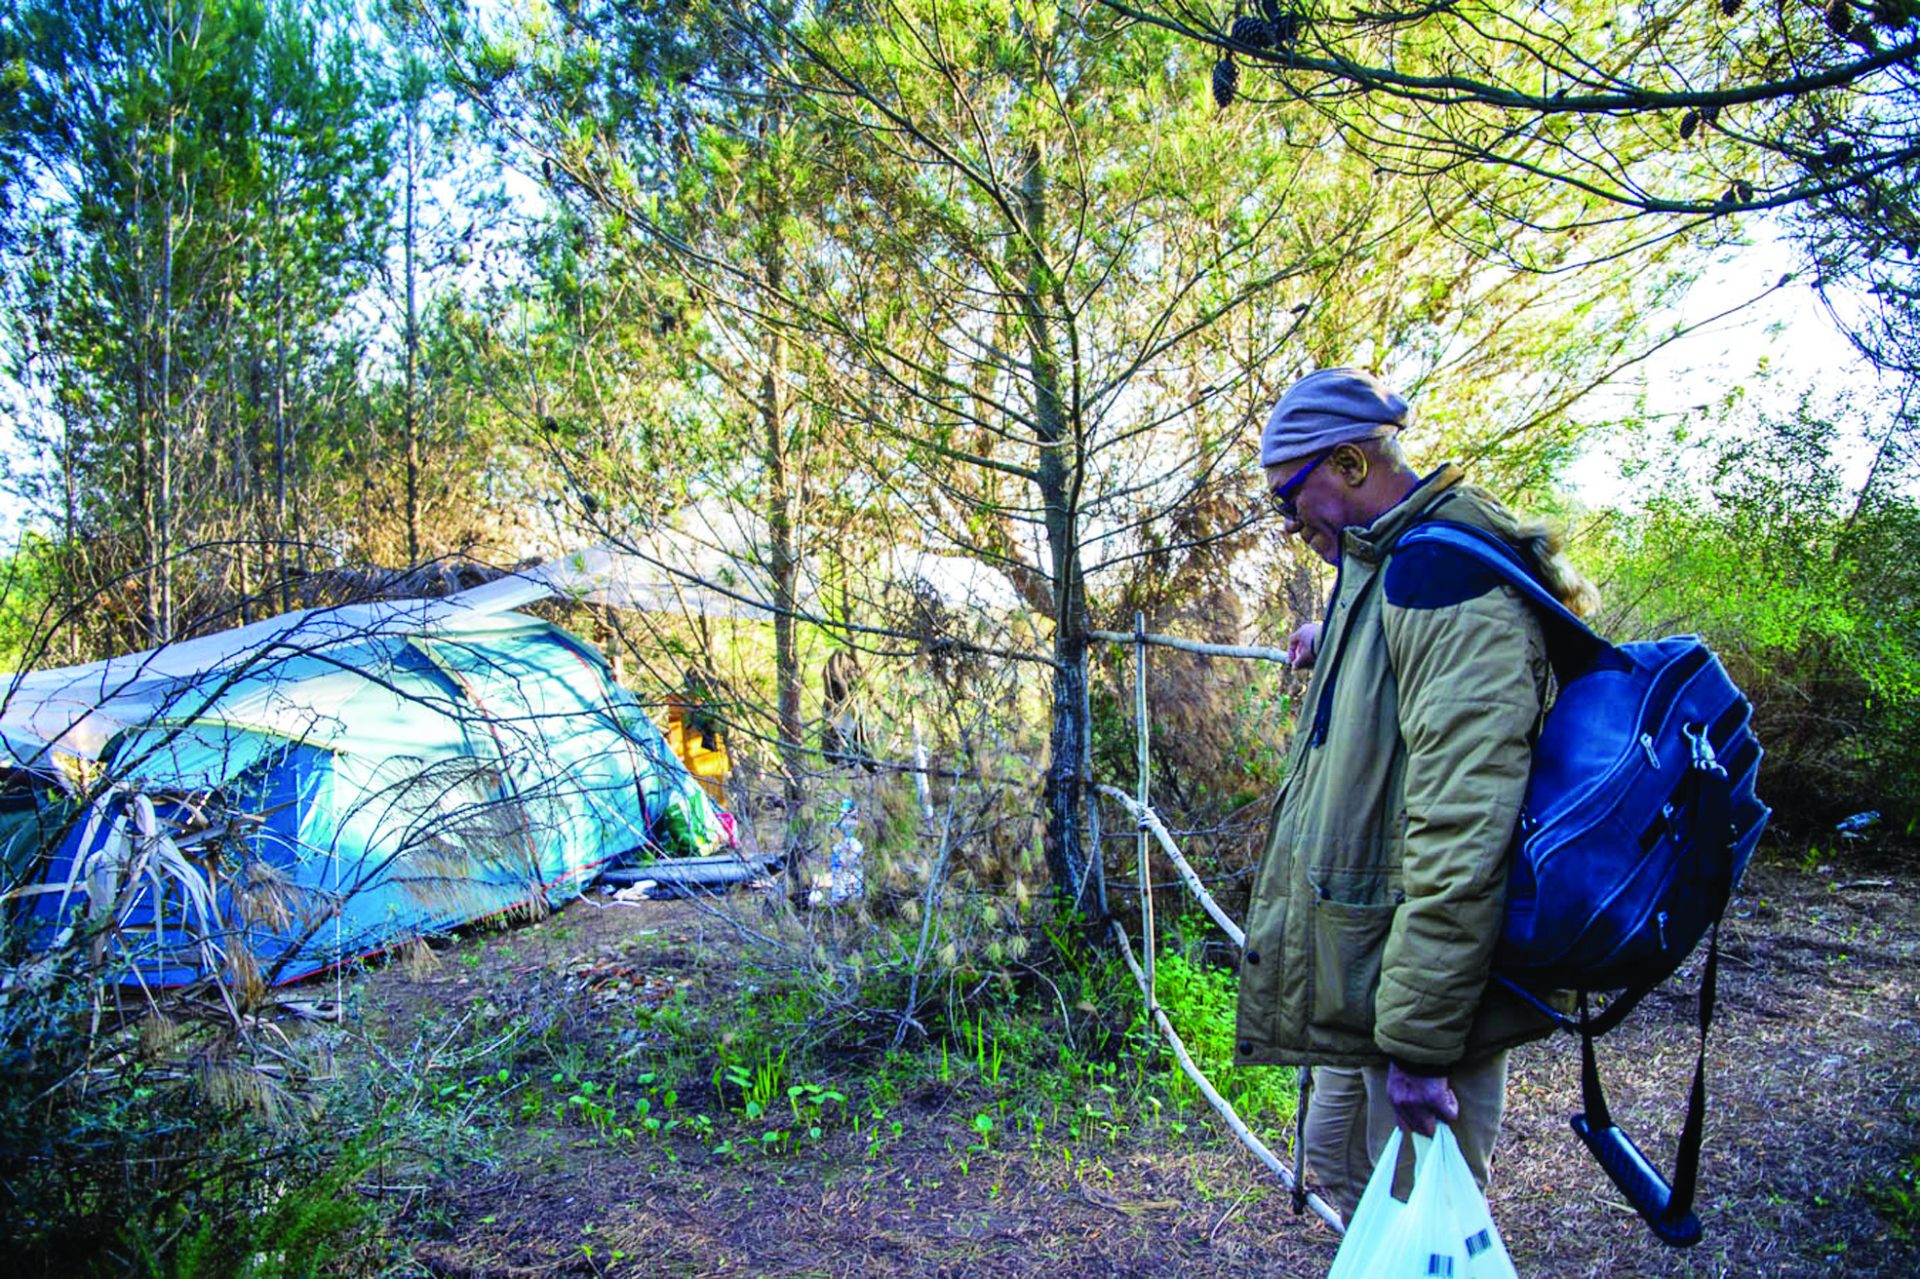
left=1234, top=466, right=1559, bottom=1071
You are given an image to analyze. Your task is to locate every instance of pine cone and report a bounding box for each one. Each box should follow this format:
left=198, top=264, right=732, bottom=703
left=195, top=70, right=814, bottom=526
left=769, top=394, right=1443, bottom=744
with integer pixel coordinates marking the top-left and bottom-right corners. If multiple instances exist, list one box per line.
left=1680, top=110, right=1699, bottom=140
left=1720, top=0, right=1741, bottom=14
left=1736, top=179, right=1755, bottom=202
left=1701, top=103, right=1721, bottom=126
left=1212, top=58, right=1239, bottom=109
left=1230, top=16, right=1273, bottom=47
left=1827, top=0, right=1852, bottom=36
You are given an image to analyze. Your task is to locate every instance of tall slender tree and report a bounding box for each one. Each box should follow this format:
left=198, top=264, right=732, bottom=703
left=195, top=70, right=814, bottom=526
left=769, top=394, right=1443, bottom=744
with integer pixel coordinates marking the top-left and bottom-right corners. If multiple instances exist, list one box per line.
left=442, top=0, right=846, bottom=842
left=0, top=0, right=392, bottom=652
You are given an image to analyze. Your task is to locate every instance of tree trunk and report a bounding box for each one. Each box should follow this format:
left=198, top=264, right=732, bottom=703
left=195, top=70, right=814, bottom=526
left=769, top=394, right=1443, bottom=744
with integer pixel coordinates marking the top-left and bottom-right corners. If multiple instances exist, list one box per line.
left=758, top=108, right=806, bottom=854
left=761, top=271, right=805, bottom=849
left=132, top=179, right=156, bottom=644
left=403, top=97, right=421, bottom=565
left=228, top=293, right=251, bottom=623
left=1017, top=137, right=1098, bottom=911
left=273, top=185, right=290, bottom=612
left=58, top=339, right=80, bottom=662
left=158, top=138, right=175, bottom=642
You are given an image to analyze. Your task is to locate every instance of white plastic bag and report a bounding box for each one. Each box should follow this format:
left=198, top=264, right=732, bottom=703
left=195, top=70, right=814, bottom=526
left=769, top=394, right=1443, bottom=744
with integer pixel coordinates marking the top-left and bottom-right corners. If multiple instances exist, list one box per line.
left=1441, top=1128, right=1518, bottom=1279
left=1326, top=1127, right=1412, bottom=1279
left=1326, top=1123, right=1519, bottom=1279
left=1370, top=1126, right=1464, bottom=1277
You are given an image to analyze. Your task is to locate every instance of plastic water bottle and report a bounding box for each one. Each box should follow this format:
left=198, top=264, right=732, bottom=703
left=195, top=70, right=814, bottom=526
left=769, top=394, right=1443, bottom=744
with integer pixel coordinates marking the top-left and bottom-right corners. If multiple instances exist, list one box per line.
left=829, top=797, right=865, bottom=904
left=1835, top=810, right=1881, bottom=835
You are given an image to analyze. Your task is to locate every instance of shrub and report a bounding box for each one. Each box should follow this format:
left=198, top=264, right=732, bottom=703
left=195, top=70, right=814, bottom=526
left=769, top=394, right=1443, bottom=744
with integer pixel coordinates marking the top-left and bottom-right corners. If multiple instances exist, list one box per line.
left=1584, top=404, right=1920, bottom=831
left=0, top=972, right=377, bottom=1276
left=0, top=781, right=384, bottom=1276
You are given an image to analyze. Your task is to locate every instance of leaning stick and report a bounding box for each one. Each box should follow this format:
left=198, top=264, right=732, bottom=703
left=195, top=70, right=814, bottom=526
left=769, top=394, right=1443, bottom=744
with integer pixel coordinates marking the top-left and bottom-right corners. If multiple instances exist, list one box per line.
left=1096, top=784, right=1244, bottom=949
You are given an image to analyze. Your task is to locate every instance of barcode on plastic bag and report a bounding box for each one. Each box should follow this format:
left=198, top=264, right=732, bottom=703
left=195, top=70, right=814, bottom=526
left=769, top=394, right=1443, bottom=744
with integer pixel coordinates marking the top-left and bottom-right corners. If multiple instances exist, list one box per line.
left=1464, top=1228, right=1492, bottom=1258
left=1425, top=1256, right=1454, bottom=1277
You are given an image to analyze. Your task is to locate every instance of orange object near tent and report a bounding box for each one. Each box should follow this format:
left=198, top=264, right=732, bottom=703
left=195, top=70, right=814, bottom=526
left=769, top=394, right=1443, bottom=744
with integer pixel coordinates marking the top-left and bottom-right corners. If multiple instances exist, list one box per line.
left=664, top=697, right=730, bottom=805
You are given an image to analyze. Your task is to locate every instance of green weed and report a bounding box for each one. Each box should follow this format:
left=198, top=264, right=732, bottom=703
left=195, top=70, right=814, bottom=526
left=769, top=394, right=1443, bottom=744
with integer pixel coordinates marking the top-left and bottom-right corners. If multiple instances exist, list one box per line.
left=961, top=1015, right=1005, bottom=1086
left=786, top=1081, right=847, bottom=1139
left=1149, top=950, right=1297, bottom=1133
left=564, top=1079, right=633, bottom=1142
left=1868, top=1151, right=1920, bottom=1241
left=719, top=1046, right=788, bottom=1120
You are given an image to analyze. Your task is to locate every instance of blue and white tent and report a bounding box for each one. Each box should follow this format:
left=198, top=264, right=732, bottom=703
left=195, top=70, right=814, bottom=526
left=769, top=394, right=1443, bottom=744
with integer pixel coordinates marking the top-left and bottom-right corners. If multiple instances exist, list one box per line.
left=1, top=578, right=725, bottom=987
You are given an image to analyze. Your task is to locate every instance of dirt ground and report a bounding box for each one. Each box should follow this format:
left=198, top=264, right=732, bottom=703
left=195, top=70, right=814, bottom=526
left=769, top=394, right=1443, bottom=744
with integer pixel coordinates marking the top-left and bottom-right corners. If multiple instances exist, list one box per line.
left=358, top=844, right=1920, bottom=1279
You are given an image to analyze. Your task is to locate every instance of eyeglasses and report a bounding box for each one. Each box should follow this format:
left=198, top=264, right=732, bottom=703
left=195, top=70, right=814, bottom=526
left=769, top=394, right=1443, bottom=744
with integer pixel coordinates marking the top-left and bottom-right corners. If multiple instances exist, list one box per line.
left=1266, top=447, right=1336, bottom=523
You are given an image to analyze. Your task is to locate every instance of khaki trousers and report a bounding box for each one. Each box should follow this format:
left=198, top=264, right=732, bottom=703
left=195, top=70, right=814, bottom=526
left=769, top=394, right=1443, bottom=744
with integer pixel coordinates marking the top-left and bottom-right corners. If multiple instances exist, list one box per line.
left=1302, top=1052, right=1509, bottom=1220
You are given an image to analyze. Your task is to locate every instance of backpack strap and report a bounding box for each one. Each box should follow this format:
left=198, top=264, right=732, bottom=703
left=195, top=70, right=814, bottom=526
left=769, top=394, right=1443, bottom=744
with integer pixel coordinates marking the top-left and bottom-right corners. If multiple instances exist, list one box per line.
left=1394, top=520, right=1611, bottom=677
left=1570, top=926, right=1718, bottom=1249
left=1394, top=521, right=1589, bottom=629
left=1560, top=686, right=1737, bottom=1248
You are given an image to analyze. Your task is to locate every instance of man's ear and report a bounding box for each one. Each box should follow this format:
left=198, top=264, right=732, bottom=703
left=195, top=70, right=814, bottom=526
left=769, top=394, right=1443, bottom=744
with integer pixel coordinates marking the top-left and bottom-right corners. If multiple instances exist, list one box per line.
left=1330, top=442, right=1370, bottom=487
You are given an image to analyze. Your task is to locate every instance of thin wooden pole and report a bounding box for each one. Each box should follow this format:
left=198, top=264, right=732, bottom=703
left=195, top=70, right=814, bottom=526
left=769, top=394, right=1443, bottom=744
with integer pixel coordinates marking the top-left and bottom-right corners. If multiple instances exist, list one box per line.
left=1089, top=629, right=1289, bottom=663
left=1134, top=611, right=1155, bottom=1012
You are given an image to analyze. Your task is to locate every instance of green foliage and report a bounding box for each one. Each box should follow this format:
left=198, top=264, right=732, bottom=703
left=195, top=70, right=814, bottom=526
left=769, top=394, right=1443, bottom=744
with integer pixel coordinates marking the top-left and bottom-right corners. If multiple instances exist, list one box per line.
left=719, top=1046, right=789, bottom=1120
left=0, top=0, right=535, bottom=657
left=0, top=531, right=63, bottom=669
left=386, top=903, right=1215, bottom=1183
left=1148, top=945, right=1298, bottom=1132
left=1588, top=401, right=1920, bottom=828
left=961, top=1013, right=1005, bottom=1086
left=156, top=1140, right=378, bottom=1279
left=0, top=772, right=399, bottom=1279
left=1867, top=1150, right=1920, bottom=1243
left=0, top=971, right=381, bottom=1278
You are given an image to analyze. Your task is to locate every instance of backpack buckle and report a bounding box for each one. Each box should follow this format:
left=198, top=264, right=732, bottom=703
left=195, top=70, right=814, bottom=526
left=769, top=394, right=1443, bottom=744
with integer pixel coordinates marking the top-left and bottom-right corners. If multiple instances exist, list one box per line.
left=1683, top=723, right=1726, bottom=778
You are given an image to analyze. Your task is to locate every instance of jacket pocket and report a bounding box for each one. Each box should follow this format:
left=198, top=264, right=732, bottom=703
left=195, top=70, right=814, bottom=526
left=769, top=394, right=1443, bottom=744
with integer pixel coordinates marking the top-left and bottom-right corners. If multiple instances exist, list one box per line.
left=1310, top=896, right=1399, bottom=1033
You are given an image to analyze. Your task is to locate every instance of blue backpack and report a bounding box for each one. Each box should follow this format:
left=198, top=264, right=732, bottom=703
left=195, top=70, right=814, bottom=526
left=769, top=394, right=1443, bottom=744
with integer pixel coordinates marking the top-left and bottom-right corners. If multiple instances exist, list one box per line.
left=1396, top=521, right=1771, bottom=1248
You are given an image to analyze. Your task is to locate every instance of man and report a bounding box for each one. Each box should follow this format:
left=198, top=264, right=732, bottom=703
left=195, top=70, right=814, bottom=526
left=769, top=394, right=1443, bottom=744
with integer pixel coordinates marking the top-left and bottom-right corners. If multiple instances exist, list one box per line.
left=1235, top=367, right=1587, bottom=1217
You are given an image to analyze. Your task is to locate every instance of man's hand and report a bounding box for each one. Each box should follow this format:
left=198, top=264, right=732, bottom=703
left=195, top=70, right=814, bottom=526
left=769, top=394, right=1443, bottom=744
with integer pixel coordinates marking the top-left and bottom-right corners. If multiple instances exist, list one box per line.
left=1286, top=621, right=1322, bottom=669
left=1386, top=1059, right=1460, bottom=1137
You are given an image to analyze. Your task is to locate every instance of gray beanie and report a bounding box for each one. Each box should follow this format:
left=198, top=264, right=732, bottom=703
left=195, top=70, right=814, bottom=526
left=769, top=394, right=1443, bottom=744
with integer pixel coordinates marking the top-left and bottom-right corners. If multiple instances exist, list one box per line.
left=1260, top=368, right=1410, bottom=467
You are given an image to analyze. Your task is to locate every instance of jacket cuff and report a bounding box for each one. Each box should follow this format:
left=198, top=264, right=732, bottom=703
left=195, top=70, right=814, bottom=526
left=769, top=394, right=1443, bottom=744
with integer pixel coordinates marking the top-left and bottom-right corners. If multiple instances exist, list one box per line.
left=1388, top=1054, right=1454, bottom=1078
